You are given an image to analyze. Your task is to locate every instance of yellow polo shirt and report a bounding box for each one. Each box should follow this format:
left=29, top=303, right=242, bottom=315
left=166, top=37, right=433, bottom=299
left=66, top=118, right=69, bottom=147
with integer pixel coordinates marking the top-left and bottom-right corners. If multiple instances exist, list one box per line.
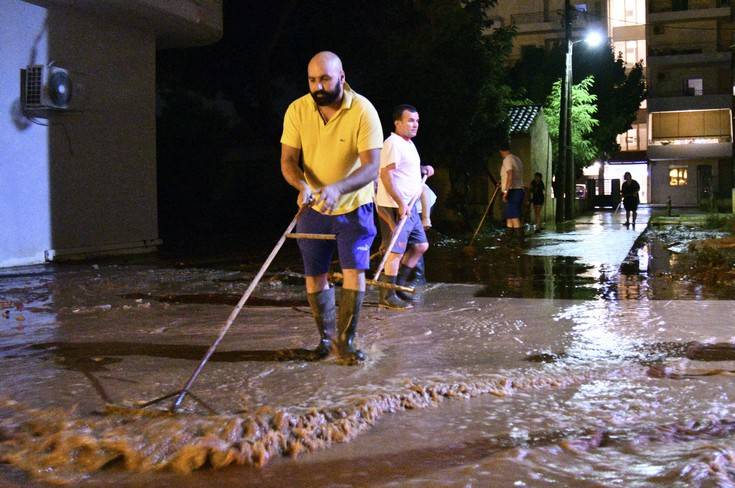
left=280, top=86, right=383, bottom=215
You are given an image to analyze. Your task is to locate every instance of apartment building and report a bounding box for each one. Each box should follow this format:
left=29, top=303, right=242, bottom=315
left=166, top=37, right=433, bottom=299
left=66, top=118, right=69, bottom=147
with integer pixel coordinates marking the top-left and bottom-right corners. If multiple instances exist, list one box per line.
left=488, top=1, right=608, bottom=61
left=489, top=0, right=735, bottom=207
left=644, top=0, right=734, bottom=206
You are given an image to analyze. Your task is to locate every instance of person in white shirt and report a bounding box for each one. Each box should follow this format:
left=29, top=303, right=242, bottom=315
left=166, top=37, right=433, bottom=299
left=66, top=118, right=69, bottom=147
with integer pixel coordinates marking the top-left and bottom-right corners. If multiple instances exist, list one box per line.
left=499, top=141, right=525, bottom=244
left=375, top=104, right=434, bottom=309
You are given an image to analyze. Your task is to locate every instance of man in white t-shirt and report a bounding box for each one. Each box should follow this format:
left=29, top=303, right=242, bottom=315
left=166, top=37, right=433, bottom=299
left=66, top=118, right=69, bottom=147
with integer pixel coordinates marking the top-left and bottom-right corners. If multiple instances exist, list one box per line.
left=376, top=104, right=434, bottom=309
left=499, top=141, right=525, bottom=244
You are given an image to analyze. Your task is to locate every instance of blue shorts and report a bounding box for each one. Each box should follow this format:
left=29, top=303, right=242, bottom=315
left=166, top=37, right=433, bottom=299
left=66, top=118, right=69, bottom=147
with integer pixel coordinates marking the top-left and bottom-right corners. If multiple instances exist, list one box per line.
left=296, top=203, right=377, bottom=276
left=378, top=205, right=427, bottom=254
left=504, top=188, right=525, bottom=219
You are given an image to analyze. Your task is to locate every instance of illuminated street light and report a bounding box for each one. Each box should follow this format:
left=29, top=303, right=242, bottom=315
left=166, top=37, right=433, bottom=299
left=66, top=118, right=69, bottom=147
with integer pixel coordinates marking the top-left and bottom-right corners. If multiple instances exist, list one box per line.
left=584, top=30, right=604, bottom=48
left=556, top=2, right=605, bottom=223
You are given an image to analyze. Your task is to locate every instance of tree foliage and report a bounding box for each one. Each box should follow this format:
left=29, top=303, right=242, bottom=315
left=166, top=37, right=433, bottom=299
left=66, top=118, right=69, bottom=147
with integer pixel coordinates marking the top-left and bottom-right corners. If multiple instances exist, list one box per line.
left=574, top=44, right=646, bottom=158
left=543, top=76, right=599, bottom=169
left=509, top=43, right=646, bottom=161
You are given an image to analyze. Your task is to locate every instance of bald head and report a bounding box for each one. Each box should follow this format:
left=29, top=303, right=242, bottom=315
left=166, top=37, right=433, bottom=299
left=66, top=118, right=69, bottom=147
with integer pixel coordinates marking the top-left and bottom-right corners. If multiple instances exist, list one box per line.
left=308, top=51, right=343, bottom=75
left=307, top=51, right=346, bottom=107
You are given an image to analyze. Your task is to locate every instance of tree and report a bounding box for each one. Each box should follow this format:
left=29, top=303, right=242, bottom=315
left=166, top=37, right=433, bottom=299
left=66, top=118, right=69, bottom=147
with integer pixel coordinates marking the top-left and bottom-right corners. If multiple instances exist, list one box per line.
left=543, top=76, right=599, bottom=170
left=574, top=44, right=646, bottom=159
left=509, top=44, right=646, bottom=161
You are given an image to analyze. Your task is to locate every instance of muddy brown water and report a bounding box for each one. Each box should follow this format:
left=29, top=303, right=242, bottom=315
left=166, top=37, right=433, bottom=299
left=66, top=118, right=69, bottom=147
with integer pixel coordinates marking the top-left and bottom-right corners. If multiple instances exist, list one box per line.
left=1, top=224, right=735, bottom=486
left=427, top=225, right=735, bottom=301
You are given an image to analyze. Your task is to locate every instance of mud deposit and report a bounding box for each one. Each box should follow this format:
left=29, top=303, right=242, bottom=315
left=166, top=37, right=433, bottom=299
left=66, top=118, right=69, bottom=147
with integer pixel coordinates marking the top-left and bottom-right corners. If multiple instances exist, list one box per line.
left=2, top=222, right=735, bottom=486
left=0, top=372, right=587, bottom=485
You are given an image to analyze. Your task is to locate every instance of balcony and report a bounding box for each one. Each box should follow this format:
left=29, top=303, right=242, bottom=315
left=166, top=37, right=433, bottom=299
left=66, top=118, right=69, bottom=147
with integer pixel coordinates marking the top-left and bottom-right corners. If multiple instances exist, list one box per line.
left=649, top=42, right=713, bottom=57
left=647, top=94, right=733, bottom=111
left=510, top=11, right=555, bottom=33
left=647, top=107, right=733, bottom=159
left=649, top=0, right=731, bottom=22
left=511, top=11, right=549, bottom=24
left=647, top=45, right=731, bottom=66
left=650, top=0, right=730, bottom=13
left=509, top=8, right=600, bottom=33
left=648, top=140, right=733, bottom=159
left=30, top=0, right=223, bottom=48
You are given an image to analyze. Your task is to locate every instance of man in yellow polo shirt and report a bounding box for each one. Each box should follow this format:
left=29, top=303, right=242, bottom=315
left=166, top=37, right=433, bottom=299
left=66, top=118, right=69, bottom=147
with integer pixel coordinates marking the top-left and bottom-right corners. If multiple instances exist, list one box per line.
left=280, top=51, right=383, bottom=365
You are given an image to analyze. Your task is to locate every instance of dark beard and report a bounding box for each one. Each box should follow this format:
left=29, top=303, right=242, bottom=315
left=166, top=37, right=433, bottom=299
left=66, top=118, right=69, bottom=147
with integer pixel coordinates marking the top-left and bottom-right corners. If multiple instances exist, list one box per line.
left=310, top=85, right=341, bottom=106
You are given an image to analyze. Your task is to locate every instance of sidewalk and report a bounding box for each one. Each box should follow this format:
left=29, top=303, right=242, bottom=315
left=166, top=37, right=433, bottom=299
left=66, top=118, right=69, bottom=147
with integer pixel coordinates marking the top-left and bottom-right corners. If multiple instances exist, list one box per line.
left=526, top=206, right=650, bottom=271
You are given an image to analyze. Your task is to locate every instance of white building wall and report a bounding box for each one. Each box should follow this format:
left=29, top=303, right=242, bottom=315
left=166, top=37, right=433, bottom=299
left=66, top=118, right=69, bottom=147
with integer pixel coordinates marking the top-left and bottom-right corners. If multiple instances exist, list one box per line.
left=45, top=6, right=158, bottom=256
left=0, top=0, right=50, bottom=267
left=0, top=0, right=160, bottom=267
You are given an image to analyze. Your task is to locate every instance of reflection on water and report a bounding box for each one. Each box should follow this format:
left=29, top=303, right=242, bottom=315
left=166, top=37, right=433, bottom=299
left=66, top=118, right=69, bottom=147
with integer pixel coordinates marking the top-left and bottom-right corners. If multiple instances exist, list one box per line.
left=427, top=234, right=603, bottom=300
left=426, top=226, right=734, bottom=301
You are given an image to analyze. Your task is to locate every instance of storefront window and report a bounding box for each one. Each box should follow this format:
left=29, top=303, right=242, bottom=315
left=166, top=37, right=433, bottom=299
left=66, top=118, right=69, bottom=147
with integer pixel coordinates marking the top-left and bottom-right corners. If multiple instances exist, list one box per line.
left=669, top=167, right=688, bottom=186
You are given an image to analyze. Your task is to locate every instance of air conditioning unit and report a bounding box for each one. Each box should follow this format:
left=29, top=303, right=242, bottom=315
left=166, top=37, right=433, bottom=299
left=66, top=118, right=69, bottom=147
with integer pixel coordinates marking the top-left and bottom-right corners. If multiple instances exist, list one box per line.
left=20, top=63, right=84, bottom=117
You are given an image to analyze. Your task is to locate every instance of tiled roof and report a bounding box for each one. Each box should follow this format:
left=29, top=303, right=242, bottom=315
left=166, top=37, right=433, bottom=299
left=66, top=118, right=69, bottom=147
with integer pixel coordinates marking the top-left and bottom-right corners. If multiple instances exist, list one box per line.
left=508, top=105, right=542, bottom=134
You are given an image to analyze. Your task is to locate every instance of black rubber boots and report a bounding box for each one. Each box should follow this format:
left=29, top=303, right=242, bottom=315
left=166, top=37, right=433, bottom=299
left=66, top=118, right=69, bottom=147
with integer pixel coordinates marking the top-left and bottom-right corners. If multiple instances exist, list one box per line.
left=396, top=264, right=419, bottom=302
left=378, top=275, right=412, bottom=310
left=306, top=287, right=336, bottom=359
left=336, top=289, right=366, bottom=365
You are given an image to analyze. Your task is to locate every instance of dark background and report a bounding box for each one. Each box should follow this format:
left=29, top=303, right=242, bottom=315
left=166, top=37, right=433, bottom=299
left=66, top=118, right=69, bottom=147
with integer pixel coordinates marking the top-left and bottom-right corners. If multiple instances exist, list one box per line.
left=154, top=0, right=644, bottom=259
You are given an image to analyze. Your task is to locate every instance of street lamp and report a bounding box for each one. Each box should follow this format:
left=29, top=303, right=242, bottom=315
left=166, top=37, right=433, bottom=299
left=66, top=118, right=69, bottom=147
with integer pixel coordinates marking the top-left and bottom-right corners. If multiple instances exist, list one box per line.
left=556, top=2, right=605, bottom=223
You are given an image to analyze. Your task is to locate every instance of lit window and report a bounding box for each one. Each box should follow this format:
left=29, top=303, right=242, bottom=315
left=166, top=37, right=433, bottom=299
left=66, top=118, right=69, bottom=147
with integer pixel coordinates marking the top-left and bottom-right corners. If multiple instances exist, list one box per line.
left=685, top=78, right=703, bottom=96
left=617, top=122, right=648, bottom=151
left=610, top=0, right=645, bottom=27
left=669, top=167, right=688, bottom=186
left=614, top=39, right=646, bottom=68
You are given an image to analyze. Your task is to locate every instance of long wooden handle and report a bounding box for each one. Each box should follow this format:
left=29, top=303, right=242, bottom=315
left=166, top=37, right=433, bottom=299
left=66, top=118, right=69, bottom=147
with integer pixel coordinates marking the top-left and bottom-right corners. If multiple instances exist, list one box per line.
left=468, top=183, right=500, bottom=246
left=171, top=207, right=304, bottom=412
left=330, top=272, right=414, bottom=294
left=372, top=175, right=429, bottom=282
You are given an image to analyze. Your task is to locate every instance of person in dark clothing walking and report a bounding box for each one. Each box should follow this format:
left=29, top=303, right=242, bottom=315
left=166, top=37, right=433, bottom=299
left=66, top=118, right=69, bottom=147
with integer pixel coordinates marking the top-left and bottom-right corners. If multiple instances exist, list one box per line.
left=529, top=172, right=545, bottom=232
left=621, top=171, right=640, bottom=226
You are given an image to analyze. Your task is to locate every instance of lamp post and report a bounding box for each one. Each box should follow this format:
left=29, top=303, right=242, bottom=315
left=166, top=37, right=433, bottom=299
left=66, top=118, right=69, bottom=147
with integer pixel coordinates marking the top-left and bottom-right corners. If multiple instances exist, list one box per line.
left=556, top=0, right=603, bottom=222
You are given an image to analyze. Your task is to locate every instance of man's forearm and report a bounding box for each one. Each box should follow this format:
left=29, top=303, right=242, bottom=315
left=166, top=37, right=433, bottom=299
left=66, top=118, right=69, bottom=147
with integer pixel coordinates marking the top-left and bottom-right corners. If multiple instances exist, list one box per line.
left=334, top=161, right=379, bottom=195
left=380, top=169, right=404, bottom=206
left=281, top=159, right=307, bottom=191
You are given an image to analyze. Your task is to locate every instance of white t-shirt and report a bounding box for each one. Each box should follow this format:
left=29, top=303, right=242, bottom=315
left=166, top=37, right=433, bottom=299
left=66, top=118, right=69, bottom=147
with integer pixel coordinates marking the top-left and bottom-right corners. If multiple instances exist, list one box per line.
left=501, top=153, right=524, bottom=190
left=376, top=132, right=422, bottom=208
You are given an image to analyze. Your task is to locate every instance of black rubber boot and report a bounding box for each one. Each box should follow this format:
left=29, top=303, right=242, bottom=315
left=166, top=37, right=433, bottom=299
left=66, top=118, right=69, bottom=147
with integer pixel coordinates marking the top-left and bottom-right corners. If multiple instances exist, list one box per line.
left=306, top=287, right=336, bottom=359
left=515, top=227, right=525, bottom=247
left=413, top=256, right=427, bottom=286
left=504, top=227, right=515, bottom=246
left=378, top=275, right=412, bottom=310
left=396, top=264, right=419, bottom=302
left=336, top=289, right=366, bottom=365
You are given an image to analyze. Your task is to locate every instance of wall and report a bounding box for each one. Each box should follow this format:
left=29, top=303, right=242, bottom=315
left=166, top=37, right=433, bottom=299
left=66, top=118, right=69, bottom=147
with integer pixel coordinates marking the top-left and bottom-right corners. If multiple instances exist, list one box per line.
left=0, top=0, right=159, bottom=267
left=650, top=64, right=728, bottom=97
left=649, top=159, right=717, bottom=205
left=529, top=114, right=555, bottom=223
left=46, top=6, right=158, bottom=257
left=0, top=0, right=50, bottom=267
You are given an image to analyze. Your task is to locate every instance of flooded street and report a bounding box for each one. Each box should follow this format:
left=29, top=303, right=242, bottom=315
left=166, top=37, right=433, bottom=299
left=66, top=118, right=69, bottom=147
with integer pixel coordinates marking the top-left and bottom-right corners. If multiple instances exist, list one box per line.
left=2, top=208, right=735, bottom=486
